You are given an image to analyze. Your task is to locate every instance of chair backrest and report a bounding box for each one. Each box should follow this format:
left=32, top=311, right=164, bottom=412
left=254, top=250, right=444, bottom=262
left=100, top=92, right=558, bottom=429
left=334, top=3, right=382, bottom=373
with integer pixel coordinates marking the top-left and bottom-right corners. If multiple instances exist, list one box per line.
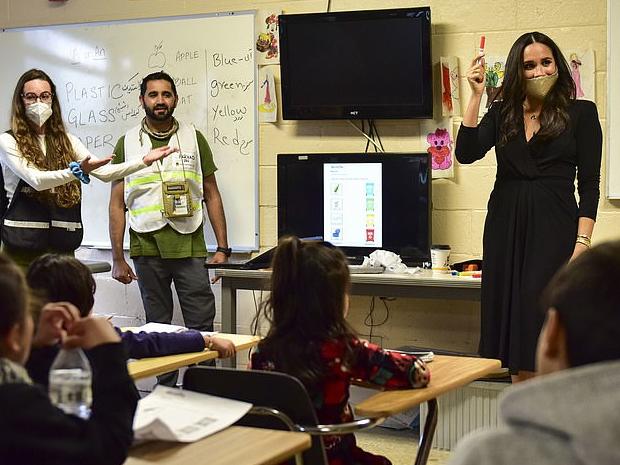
left=183, top=366, right=328, bottom=465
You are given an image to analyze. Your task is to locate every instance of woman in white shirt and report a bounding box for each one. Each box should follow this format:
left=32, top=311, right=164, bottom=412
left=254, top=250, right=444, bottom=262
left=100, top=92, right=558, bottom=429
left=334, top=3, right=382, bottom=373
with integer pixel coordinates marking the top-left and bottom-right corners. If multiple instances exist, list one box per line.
left=0, top=68, right=175, bottom=266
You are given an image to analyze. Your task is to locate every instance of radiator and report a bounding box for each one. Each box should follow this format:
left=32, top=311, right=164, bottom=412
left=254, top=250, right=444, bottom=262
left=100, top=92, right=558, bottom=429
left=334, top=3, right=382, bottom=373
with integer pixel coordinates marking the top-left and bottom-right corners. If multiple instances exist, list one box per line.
left=419, top=381, right=508, bottom=450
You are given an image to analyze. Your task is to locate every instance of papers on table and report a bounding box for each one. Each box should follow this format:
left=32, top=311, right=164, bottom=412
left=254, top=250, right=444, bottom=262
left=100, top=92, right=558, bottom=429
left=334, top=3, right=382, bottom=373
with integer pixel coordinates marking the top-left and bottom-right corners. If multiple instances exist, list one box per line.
left=124, top=322, right=218, bottom=337
left=133, top=386, right=252, bottom=442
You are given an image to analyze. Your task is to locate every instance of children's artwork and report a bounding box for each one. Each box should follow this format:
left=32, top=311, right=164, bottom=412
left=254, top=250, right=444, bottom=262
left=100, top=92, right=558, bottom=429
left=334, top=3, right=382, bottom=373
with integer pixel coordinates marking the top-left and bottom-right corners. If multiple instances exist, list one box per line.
left=258, top=67, right=277, bottom=123
left=565, top=49, right=595, bottom=101
left=255, top=11, right=280, bottom=65
left=422, top=119, right=454, bottom=179
left=440, top=56, right=460, bottom=117
left=479, top=56, right=506, bottom=116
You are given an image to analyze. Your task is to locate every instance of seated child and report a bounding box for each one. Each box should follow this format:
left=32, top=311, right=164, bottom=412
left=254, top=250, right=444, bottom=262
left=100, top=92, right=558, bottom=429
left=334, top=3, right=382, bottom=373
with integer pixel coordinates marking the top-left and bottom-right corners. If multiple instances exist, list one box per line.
left=0, top=252, right=138, bottom=465
left=25, top=254, right=235, bottom=387
left=251, top=237, right=431, bottom=465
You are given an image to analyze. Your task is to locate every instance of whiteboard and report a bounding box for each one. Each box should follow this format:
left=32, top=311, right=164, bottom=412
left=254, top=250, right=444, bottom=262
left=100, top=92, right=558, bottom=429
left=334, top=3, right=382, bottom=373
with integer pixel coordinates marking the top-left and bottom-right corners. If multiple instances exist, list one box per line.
left=0, top=12, right=259, bottom=250
left=608, top=0, right=620, bottom=198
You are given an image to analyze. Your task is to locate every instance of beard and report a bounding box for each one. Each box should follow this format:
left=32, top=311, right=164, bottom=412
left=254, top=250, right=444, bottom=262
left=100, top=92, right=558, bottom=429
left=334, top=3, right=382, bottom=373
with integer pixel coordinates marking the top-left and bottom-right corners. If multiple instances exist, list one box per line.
left=144, top=103, right=175, bottom=121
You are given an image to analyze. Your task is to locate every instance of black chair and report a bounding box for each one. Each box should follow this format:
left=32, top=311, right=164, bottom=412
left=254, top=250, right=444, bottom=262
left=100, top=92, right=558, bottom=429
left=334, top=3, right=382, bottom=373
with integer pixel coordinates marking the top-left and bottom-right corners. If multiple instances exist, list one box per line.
left=183, top=366, right=385, bottom=465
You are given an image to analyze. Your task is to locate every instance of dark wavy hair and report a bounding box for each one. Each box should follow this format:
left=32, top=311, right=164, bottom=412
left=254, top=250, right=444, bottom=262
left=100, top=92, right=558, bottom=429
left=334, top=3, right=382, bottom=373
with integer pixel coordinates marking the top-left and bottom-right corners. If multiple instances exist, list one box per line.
left=11, top=69, right=81, bottom=208
left=26, top=254, right=95, bottom=318
left=253, top=236, right=356, bottom=392
left=541, top=241, right=620, bottom=368
left=496, top=32, right=575, bottom=145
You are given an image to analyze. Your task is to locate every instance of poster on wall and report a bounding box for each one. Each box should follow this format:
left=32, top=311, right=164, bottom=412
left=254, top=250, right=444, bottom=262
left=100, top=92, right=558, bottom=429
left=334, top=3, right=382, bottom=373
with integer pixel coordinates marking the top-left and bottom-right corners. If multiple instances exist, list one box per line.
left=565, top=49, right=595, bottom=101
left=479, top=56, right=506, bottom=116
left=421, top=119, right=454, bottom=179
left=258, top=66, right=277, bottom=122
left=440, top=56, right=460, bottom=117
left=255, top=10, right=280, bottom=65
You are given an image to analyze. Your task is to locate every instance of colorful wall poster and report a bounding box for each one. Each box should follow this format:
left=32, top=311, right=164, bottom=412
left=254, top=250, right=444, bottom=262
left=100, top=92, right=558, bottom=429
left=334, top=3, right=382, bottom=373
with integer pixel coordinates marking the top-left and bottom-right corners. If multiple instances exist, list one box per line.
left=258, top=66, right=277, bottom=123
left=255, top=11, right=280, bottom=65
left=440, top=56, right=460, bottom=117
left=565, top=49, right=595, bottom=101
left=421, top=119, right=454, bottom=179
left=479, top=56, right=506, bottom=116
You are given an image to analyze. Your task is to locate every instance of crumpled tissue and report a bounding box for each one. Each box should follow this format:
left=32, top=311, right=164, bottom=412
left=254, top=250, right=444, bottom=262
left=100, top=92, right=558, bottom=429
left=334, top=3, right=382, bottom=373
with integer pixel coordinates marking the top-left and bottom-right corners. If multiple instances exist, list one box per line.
left=362, top=250, right=422, bottom=275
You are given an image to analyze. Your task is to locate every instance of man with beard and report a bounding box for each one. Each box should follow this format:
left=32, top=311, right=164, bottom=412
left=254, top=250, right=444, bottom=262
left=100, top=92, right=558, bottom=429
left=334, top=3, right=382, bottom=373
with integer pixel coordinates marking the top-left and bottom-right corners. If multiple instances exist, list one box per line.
left=109, top=72, right=230, bottom=383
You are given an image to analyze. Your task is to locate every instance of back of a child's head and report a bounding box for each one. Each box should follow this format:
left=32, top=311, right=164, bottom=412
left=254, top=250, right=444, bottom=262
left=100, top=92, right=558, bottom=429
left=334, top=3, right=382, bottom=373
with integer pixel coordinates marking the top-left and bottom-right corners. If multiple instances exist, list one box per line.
left=541, top=240, right=620, bottom=368
left=0, top=253, right=29, bottom=341
left=266, top=236, right=352, bottom=341
left=26, top=254, right=95, bottom=318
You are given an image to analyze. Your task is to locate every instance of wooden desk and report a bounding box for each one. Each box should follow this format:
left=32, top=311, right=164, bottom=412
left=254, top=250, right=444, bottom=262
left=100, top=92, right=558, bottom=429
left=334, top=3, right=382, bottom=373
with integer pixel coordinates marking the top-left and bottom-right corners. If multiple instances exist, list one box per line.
left=215, top=269, right=481, bottom=335
left=125, top=426, right=311, bottom=465
left=127, top=333, right=260, bottom=380
left=356, top=355, right=501, bottom=465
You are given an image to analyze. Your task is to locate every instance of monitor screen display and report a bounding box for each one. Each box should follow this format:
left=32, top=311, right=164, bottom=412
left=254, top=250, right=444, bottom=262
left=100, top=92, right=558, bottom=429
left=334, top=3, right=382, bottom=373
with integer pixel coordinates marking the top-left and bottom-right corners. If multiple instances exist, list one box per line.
left=278, top=153, right=431, bottom=265
left=279, top=8, right=433, bottom=120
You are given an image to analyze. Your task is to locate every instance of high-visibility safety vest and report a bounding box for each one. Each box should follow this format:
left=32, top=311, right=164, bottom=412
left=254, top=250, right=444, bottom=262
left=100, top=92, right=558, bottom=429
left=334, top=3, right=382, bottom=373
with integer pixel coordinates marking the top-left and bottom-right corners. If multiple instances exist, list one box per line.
left=1, top=179, right=83, bottom=252
left=123, top=122, right=203, bottom=234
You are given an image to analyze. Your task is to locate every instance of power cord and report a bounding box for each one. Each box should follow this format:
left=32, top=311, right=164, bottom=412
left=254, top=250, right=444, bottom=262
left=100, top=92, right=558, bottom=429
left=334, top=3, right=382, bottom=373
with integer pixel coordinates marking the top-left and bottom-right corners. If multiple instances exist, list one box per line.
left=363, top=296, right=391, bottom=344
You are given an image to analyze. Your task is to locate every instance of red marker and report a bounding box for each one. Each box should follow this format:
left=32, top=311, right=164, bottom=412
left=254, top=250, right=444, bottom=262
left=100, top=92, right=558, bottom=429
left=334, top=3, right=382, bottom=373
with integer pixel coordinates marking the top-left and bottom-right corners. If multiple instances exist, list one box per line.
left=477, top=35, right=486, bottom=65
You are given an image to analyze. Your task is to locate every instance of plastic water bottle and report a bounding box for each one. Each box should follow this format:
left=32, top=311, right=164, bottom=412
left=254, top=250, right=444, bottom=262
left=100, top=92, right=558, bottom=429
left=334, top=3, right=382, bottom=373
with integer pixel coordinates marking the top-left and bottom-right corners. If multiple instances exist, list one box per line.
left=48, top=348, right=92, bottom=419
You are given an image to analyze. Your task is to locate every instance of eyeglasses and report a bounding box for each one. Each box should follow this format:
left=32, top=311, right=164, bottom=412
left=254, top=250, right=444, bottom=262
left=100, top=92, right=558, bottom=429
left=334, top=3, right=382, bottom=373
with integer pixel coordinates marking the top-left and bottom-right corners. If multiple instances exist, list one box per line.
left=21, top=92, right=53, bottom=104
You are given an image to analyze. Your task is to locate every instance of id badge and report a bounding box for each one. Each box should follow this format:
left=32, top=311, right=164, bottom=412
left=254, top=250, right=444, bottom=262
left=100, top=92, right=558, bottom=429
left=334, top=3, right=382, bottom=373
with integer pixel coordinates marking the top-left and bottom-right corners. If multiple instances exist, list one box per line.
left=162, top=181, right=193, bottom=218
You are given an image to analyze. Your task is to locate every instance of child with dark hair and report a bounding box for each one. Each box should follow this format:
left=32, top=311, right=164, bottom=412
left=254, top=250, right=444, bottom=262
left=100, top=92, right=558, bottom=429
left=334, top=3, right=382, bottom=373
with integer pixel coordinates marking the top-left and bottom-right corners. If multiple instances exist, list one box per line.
left=251, top=236, right=431, bottom=465
left=0, top=252, right=137, bottom=465
left=25, top=254, right=235, bottom=387
left=449, top=240, right=620, bottom=465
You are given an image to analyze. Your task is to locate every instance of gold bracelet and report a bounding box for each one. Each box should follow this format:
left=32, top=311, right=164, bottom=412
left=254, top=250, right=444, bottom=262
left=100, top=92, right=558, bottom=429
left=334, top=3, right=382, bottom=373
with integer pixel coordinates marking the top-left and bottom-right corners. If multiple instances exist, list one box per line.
left=576, top=235, right=591, bottom=248
left=206, top=337, right=214, bottom=350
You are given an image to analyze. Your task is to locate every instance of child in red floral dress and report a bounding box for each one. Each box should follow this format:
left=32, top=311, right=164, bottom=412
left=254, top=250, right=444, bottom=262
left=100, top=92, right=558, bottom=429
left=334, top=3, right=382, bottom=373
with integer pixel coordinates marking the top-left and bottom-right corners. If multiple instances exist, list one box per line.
left=251, top=236, right=430, bottom=465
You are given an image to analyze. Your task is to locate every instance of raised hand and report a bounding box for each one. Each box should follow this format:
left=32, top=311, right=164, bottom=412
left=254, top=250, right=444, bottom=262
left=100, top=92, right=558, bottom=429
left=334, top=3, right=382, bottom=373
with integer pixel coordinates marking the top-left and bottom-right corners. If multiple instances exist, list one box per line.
left=80, top=154, right=114, bottom=173
left=466, top=53, right=486, bottom=95
left=142, top=146, right=179, bottom=166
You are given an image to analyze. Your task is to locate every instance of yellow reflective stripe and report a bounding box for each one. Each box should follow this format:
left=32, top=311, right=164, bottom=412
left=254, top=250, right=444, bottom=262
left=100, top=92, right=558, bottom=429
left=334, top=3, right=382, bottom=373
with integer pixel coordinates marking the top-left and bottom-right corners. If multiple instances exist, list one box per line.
left=126, top=171, right=202, bottom=189
left=129, top=204, right=163, bottom=216
left=129, top=201, right=202, bottom=217
left=126, top=174, right=161, bottom=188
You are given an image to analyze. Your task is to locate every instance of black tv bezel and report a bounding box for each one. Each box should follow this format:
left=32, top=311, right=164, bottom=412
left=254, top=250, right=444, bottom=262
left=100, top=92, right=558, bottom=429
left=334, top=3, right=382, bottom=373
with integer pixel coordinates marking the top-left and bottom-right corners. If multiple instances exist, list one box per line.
left=278, top=7, right=433, bottom=121
left=277, top=152, right=432, bottom=266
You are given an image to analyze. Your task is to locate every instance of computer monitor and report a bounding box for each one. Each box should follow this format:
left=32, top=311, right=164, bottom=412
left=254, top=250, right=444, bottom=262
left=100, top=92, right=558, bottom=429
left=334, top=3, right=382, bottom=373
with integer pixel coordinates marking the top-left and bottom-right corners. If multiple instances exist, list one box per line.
left=279, top=7, right=433, bottom=120
left=277, top=153, right=431, bottom=265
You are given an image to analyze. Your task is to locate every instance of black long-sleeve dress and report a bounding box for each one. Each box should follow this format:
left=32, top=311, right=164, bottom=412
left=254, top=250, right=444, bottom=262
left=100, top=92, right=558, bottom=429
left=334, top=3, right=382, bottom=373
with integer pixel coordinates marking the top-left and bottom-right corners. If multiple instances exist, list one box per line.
left=455, top=99, right=602, bottom=373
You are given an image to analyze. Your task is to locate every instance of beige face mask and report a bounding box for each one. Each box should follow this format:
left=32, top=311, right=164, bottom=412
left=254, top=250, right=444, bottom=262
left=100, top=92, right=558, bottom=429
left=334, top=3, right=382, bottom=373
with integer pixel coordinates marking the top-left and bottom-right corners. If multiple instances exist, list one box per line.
left=525, top=71, right=558, bottom=100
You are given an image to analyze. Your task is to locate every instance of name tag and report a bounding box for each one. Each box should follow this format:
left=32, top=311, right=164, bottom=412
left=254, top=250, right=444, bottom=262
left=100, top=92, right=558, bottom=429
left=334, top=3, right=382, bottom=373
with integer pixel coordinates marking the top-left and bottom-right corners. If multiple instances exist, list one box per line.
left=162, top=181, right=193, bottom=218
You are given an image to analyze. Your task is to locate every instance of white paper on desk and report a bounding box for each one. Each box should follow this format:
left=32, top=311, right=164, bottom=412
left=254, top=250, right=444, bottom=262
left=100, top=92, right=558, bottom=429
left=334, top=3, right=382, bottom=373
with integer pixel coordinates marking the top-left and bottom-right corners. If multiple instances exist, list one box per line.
left=133, top=386, right=252, bottom=442
left=124, top=322, right=218, bottom=336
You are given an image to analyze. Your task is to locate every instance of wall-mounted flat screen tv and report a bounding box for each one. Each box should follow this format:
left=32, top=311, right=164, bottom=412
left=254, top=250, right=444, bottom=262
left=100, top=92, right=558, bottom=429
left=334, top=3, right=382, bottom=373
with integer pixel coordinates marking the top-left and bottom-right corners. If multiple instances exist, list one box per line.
left=277, top=153, right=431, bottom=265
left=279, top=7, right=433, bottom=120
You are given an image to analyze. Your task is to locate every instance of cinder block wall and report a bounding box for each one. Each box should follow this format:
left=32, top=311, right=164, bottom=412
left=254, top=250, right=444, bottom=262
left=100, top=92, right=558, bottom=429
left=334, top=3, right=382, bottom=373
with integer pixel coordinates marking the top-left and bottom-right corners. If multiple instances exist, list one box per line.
left=1, top=0, right=616, bottom=352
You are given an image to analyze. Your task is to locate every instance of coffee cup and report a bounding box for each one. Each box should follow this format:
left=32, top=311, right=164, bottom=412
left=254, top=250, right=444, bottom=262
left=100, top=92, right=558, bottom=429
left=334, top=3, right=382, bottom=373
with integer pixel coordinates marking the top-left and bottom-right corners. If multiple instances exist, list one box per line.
left=430, top=244, right=451, bottom=271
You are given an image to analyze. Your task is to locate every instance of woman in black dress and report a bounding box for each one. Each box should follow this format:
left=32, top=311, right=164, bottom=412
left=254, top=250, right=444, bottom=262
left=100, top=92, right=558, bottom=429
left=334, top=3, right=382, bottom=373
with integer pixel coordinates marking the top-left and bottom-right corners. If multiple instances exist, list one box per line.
left=455, top=32, right=602, bottom=382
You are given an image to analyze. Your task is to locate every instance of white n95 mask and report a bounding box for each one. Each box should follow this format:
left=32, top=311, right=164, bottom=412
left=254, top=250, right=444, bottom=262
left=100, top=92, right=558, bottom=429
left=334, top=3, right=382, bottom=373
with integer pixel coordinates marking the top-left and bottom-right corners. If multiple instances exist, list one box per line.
left=525, top=72, right=558, bottom=100
left=25, top=102, right=53, bottom=127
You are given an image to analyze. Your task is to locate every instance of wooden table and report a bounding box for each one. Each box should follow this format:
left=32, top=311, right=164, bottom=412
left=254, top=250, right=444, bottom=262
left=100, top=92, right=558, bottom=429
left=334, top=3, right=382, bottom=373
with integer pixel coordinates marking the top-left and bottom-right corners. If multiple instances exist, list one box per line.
left=127, top=333, right=260, bottom=380
left=125, top=426, right=311, bottom=465
left=355, top=355, right=501, bottom=465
